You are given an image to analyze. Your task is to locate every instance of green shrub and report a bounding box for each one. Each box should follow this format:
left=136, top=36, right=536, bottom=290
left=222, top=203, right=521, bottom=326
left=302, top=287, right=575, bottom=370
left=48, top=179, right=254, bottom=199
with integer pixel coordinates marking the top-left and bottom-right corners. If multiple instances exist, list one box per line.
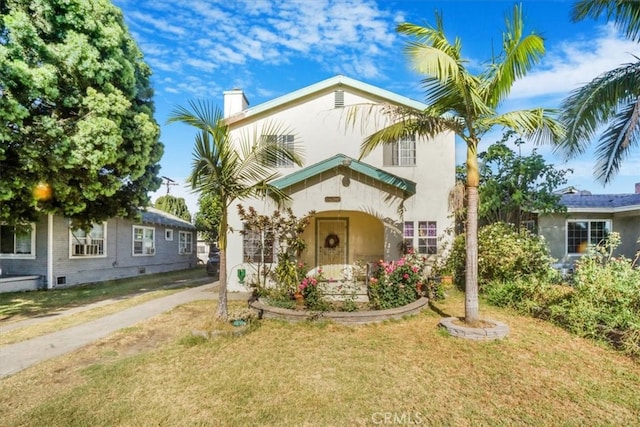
left=484, top=233, right=640, bottom=357
left=448, top=222, right=556, bottom=291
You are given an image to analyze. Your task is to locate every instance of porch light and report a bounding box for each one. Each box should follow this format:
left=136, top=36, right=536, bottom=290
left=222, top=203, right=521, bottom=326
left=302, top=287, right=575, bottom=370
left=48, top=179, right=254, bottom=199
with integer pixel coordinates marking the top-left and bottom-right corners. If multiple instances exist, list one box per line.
left=341, top=158, right=352, bottom=167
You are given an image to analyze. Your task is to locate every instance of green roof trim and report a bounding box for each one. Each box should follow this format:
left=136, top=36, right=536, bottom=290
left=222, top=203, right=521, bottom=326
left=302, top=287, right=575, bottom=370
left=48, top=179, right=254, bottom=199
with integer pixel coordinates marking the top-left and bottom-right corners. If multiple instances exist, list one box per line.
left=271, top=154, right=416, bottom=196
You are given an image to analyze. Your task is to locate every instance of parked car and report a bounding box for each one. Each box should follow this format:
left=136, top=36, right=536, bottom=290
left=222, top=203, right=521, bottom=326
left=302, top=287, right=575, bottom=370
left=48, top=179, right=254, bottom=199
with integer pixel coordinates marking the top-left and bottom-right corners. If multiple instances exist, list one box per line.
left=206, top=249, right=220, bottom=279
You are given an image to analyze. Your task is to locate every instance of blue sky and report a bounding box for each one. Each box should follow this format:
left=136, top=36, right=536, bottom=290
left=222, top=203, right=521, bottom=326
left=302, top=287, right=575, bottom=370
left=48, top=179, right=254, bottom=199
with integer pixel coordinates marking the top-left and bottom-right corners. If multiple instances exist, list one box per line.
left=112, top=0, right=640, bottom=214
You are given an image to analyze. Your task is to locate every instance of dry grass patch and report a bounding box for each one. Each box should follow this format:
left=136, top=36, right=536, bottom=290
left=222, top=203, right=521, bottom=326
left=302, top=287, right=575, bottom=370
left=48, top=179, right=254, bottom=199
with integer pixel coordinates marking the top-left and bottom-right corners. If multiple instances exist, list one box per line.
left=1, top=295, right=639, bottom=426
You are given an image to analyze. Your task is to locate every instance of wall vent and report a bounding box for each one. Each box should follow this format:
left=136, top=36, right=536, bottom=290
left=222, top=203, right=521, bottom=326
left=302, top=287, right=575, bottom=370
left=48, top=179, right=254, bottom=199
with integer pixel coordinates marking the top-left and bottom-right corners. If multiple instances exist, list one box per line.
left=334, top=90, right=344, bottom=108
left=56, top=276, right=66, bottom=285
left=139, top=267, right=146, bottom=274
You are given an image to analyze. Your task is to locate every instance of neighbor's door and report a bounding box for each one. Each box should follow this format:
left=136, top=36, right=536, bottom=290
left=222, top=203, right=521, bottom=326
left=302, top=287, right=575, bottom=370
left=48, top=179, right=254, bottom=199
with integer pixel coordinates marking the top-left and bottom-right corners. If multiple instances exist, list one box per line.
left=316, top=218, right=348, bottom=266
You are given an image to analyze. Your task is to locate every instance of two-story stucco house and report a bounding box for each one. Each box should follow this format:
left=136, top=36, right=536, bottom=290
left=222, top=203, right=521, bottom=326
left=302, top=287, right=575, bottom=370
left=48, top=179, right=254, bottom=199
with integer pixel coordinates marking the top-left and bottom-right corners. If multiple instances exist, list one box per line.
left=222, top=75, right=455, bottom=291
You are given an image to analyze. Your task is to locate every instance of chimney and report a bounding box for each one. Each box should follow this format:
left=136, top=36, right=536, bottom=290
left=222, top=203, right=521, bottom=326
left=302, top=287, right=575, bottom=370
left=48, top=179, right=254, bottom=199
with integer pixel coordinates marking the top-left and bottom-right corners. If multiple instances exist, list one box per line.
left=636, top=182, right=640, bottom=194
left=223, top=89, right=249, bottom=118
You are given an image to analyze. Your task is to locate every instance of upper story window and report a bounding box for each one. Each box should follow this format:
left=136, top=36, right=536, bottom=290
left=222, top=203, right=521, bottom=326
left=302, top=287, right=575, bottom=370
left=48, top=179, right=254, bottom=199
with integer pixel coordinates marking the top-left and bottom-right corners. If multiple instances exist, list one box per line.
left=165, top=229, right=174, bottom=241
left=567, top=220, right=611, bottom=255
left=70, top=223, right=106, bottom=257
left=261, top=134, right=294, bottom=168
left=384, top=135, right=416, bottom=166
left=133, top=225, right=155, bottom=256
left=179, top=231, right=193, bottom=254
left=0, top=224, right=35, bottom=259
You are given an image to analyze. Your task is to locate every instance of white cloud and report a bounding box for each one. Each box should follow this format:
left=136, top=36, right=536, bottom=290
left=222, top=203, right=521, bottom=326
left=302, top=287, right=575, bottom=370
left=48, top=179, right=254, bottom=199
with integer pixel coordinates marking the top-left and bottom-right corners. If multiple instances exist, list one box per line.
left=511, top=24, right=640, bottom=100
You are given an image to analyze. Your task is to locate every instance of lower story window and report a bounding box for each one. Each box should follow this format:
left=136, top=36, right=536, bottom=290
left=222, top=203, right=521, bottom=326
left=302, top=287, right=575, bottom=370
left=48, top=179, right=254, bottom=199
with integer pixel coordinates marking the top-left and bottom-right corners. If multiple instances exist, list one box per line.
left=567, top=220, right=611, bottom=254
left=242, top=226, right=274, bottom=263
left=0, top=224, right=35, bottom=258
left=179, top=231, right=193, bottom=254
left=133, top=226, right=155, bottom=255
left=404, top=221, right=438, bottom=254
left=70, top=223, right=106, bottom=257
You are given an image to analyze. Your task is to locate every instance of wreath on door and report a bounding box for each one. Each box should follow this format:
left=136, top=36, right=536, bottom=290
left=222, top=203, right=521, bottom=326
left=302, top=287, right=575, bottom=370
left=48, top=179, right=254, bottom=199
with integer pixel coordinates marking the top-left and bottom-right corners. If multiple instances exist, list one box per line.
left=324, top=233, right=340, bottom=249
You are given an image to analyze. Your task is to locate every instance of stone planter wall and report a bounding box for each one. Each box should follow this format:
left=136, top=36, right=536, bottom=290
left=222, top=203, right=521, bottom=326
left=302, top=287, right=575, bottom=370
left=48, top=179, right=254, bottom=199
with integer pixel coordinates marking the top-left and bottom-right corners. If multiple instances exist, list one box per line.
left=249, top=297, right=429, bottom=325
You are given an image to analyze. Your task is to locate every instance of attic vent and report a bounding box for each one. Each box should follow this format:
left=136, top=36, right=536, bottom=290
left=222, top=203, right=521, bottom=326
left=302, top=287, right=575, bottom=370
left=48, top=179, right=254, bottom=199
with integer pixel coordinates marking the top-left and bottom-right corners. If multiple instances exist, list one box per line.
left=334, top=90, right=344, bottom=108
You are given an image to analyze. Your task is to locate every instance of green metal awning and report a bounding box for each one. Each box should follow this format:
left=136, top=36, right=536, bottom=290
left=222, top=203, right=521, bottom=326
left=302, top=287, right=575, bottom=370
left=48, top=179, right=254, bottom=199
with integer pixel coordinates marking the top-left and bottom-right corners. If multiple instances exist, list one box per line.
left=271, top=154, right=416, bottom=196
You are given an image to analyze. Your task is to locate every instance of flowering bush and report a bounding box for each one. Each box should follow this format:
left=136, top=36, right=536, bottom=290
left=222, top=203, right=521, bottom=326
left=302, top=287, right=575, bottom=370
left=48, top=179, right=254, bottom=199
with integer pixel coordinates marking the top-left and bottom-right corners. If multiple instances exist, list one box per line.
left=368, top=251, right=425, bottom=309
left=298, top=268, right=331, bottom=311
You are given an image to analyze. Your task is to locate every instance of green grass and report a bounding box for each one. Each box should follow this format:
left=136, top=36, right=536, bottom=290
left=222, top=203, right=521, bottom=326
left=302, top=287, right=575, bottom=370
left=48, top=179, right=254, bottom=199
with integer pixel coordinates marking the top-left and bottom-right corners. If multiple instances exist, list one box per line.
left=1, top=292, right=639, bottom=426
left=0, top=267, right=209, bottom=321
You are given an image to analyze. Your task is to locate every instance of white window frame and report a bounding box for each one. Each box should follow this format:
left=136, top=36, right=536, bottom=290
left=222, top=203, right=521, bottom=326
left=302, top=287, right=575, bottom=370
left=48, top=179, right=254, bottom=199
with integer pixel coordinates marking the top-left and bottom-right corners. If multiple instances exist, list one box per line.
left=133, top=225, right=155, bottom=256
left=566, top=219, right=612, bottom=255
left=243, top=225, right=275, bottom=263
left=179, top=231, right=193, bottom=254
left=417, top=221, right=438, bottom=255
left=0, top=223, right=36, bottom=259
left=403, top=221, right=414, bottom=252
left=165, top=229, right=174, bottom=241
left=391, top=135, right=416, bottom=166
left=69, top=222, right=107, bottom=258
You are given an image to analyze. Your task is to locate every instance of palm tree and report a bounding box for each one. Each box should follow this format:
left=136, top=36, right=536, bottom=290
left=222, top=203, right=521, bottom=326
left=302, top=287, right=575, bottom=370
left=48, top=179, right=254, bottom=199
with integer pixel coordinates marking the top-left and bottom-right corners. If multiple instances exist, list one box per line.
left=357, top=5, right=563, bottom=325
left=168, top=101, right=303, bottom=320
left=559, top=0, right=640, bottom=184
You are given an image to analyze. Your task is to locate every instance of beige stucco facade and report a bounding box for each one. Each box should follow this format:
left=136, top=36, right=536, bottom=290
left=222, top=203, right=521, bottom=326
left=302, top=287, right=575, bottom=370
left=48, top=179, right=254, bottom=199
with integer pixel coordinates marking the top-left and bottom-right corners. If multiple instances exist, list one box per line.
left=222, top=76, right=455, bottom=291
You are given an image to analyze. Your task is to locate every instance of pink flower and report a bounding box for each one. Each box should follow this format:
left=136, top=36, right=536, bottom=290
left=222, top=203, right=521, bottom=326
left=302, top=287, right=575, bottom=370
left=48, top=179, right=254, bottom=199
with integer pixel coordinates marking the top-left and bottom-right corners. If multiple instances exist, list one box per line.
left=403, top=273, right=410, bottom=279
left=370, top=277, right=378, bottom=283
left=412, top=266, right=419, bottom=273
left=397, top=259, right=405, bottom=267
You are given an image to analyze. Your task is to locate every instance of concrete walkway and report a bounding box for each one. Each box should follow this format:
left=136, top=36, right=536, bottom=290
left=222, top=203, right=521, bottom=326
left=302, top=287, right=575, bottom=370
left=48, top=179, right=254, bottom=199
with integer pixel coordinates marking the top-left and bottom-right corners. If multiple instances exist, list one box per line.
left=0, top=282, right=251, bottom=378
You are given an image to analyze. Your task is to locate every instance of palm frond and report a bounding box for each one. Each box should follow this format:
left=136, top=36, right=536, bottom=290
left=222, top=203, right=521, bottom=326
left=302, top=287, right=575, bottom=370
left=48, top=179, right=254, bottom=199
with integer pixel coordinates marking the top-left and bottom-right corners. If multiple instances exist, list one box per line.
left=572, top=0, right=640, bottom=42
left=482, top=4, right=545, bottom=107
left=488, top=108, right=565, bottom=145
left=594, top=98, right=640, bottom=183
left=560, top=60, right=640, bottom=157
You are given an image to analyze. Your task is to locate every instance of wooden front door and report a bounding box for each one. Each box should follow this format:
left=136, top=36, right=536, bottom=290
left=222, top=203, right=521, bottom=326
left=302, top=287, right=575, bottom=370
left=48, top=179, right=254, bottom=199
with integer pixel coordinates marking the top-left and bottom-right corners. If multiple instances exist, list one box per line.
left=316, top=218, right=348, bottom=266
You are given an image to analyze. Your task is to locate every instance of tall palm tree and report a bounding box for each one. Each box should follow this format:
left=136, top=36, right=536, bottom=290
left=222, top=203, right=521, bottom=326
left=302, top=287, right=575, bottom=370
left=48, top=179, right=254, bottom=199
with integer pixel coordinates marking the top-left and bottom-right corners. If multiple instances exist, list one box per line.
left=168, top=101, right=303, bottom=320
left=358, top=5, right=563, bottom=325
left=559, top=0, right=640, bottom=184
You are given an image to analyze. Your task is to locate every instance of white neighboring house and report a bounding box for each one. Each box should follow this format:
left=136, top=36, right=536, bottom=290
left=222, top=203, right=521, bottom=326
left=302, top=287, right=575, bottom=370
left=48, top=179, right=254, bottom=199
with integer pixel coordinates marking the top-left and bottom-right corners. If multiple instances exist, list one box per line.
left=223, top=75, right=456, bottom=291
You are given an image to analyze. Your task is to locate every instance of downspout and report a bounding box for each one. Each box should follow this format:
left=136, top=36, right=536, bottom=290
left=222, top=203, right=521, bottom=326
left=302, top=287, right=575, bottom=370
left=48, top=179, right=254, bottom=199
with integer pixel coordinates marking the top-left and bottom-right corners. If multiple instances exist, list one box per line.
left=47, top=214, right=53, bottom=289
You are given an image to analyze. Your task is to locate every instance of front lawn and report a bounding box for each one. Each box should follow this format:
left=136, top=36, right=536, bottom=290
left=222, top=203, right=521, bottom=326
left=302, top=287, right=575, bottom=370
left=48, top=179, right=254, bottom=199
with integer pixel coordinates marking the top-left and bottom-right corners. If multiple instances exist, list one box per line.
left=0, top=267, right=209, bottom=322
left=1, top=291, right=638, bottom=426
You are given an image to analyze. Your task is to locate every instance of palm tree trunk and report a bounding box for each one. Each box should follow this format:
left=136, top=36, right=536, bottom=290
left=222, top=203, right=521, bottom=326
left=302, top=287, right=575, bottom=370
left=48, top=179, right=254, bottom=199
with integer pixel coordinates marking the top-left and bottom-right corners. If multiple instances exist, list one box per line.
left=465, top=142, right=480, bottom=324
left=465, top=186, right=479, bottom=324
left=216, top=207, right=229, bottom=320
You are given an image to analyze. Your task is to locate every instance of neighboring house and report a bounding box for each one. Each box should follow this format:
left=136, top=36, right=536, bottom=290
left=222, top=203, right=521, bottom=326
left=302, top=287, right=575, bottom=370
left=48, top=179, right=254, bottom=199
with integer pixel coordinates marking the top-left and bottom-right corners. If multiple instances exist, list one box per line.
left=539, top=183, right=640, bottom=268
left=224, top=75, right=455, bottom=291
left=0, top=207, right=197, bottom=292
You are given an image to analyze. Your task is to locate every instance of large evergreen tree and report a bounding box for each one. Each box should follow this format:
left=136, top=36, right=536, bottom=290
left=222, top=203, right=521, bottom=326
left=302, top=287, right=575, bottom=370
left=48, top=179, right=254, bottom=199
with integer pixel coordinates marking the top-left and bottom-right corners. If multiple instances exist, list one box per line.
left=154, top=195, right=192, bottom=222
left=0, top=0, right=163, bottom=227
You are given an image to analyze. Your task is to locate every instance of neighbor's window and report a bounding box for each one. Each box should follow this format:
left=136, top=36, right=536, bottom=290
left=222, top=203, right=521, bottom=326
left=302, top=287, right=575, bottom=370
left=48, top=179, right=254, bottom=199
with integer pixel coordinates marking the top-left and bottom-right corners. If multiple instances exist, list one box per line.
left=0, top=224, right=35, bottom=258
left=165, top=229, right=173, bottom=241
left=133, top=226, right=155, bottom=256
left=417, top=221, right=437, bottom=254
left=70, top=223, right=106, bottom=257
left=385, top=135, right=416, bottom=166
left=179, top=231, right=193, bottom=254
left=567, top=220, right=611, bottom=254
left=242, top=225, right=274, bottom=263
left=261, top=134, right=294, bottom=168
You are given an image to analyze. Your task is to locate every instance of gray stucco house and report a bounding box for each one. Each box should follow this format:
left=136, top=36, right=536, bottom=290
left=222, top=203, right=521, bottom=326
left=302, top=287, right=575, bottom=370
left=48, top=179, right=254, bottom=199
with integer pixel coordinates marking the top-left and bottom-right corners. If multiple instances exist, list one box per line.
left=0, top=207, right=197, bottom=292
left=539, top=184, right=640, bottom=268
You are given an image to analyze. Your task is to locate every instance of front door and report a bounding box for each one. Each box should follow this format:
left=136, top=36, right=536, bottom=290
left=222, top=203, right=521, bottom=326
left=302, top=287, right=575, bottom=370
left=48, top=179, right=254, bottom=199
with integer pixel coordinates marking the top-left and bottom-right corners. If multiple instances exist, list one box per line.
left=316, top=218, right=348, bottom=266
